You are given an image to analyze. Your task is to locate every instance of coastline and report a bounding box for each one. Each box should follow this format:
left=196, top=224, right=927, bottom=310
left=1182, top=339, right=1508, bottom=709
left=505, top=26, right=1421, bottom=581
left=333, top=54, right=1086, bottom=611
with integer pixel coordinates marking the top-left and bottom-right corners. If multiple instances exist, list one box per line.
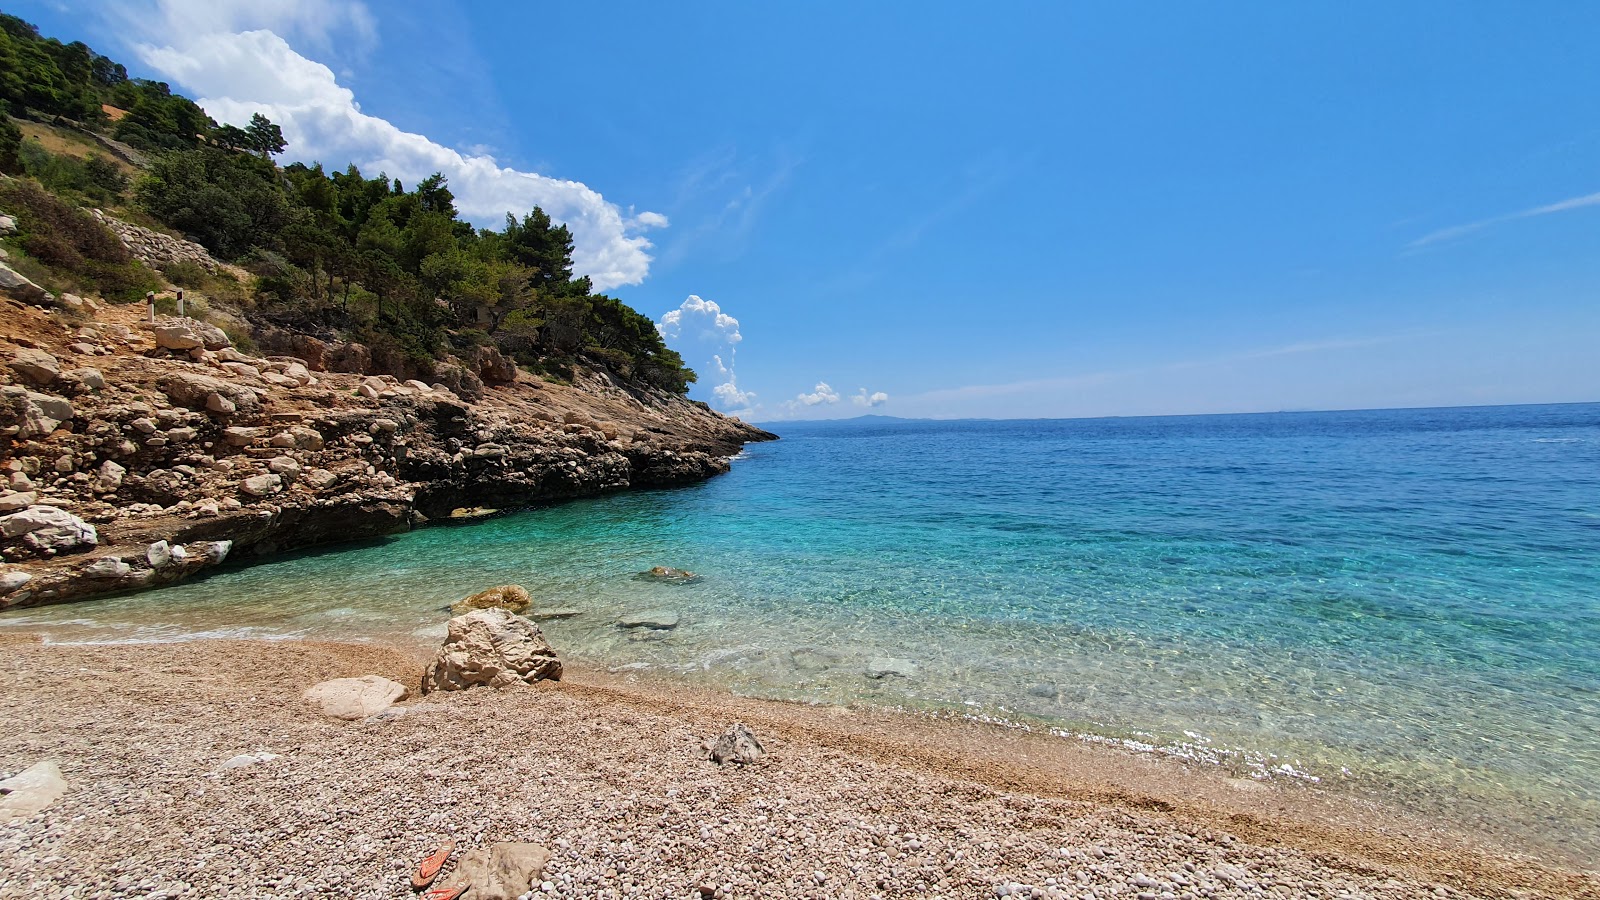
left=3, top=634, right=1594, bottom=899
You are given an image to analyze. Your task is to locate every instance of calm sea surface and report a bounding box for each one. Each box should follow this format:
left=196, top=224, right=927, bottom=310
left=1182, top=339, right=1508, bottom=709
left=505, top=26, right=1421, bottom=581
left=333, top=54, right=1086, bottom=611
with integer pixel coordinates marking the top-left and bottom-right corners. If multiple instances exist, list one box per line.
left=7, top=403, right=1599, bottom=860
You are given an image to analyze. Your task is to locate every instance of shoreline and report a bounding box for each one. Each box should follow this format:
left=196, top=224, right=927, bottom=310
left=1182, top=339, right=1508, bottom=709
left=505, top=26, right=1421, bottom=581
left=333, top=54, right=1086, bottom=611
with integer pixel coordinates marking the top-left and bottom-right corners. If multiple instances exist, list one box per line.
left=3, top=634, right=1595, bottom=899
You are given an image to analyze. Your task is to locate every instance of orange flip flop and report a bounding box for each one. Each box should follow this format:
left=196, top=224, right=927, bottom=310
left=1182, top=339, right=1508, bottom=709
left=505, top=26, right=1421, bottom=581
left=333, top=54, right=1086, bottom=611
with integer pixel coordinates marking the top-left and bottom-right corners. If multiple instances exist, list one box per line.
left=411, top=840, right=455, bottom=890
left=420, top=884, right=467, bottom=900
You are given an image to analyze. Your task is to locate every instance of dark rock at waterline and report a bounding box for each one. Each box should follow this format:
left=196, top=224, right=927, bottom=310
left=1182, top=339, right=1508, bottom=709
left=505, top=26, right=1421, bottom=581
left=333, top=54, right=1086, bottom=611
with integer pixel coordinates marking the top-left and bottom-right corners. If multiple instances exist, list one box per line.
left=618, top=609, right=680, bottom=630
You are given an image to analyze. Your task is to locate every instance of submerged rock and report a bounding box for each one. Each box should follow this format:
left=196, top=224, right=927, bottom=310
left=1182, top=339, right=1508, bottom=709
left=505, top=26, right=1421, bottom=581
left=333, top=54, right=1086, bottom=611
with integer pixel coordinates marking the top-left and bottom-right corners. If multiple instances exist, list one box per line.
left=304, top=675, right=409, bottom=721
left=617, top=609, right=680, bottom=630
left=642, top=565, right=699, bottom=582
left=708, top=723, right=766, bottom=765
left=865, top=657, right=918, bottom=680
left=422, top=608, right=562, bottom=693
left=449, top=583, right=531, bottom=616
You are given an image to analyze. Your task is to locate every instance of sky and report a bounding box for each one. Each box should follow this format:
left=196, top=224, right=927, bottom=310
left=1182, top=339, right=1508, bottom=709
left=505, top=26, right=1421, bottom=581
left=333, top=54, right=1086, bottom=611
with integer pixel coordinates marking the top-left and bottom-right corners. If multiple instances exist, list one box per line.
left=12, top=1, right=1600, bottom=420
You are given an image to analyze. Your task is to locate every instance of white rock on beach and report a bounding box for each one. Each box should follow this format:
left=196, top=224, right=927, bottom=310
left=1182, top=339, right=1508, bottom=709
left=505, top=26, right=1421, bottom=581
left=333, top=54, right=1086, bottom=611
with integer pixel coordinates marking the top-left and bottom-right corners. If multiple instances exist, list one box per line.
left=303, top=676, right=409, bottom=721
left=0, top=760, right=67, bottom=821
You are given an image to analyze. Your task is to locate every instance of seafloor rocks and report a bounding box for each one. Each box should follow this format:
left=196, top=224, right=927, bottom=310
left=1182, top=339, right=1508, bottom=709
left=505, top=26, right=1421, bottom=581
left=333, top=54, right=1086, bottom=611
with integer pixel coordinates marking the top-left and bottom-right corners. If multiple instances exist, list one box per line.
left=708, top=723, right=766, bottom=765
left=0, top=760, right=67, bottom=821
left=643, top=565, right=699, bottom=582
left=617, top=609, right=680, bottom=630
left=865, top=657, right=918, bottom=679
left=449, top=583, right=532, bottom=615
left=422, top=607, right=562, bottom=693
left=303, top=675, right=409, bottom=721
left=0, top=506, right=97, bottom=554
left=448, top=842, right=551, bottom=900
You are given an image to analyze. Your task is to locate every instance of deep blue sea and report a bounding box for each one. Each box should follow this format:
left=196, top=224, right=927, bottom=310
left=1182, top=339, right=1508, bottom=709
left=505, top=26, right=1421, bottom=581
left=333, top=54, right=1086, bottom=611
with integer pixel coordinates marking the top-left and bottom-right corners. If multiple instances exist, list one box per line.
left=6, top=403, right=1599, bottom=859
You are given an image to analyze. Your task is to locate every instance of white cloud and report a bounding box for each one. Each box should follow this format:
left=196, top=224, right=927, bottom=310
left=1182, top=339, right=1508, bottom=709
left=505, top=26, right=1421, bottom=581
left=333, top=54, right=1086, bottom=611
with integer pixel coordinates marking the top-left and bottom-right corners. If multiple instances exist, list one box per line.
left=852, top=388, right=889, bottom=407
left=793, top=382, right=841, bottom=407
left=657, top=295, right=742, bottom=343
left=1410, top=189, right=1600, bottom=249
left=710, top=354, right=756, bottom=408
left=115, top=3, right=664, bottom=290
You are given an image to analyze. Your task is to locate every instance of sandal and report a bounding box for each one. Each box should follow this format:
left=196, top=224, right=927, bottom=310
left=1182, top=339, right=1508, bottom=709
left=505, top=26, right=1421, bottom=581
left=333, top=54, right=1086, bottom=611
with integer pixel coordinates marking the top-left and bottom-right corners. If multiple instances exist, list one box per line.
left=420, top=883, right=468, bottom=900
left=411, top=840, right=455, bottom=890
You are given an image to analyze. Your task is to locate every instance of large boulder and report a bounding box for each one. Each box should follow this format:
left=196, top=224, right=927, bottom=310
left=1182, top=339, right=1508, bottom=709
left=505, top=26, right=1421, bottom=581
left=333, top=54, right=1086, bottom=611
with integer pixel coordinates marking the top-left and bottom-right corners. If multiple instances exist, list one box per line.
left=431, top=361, right=484, bottom=402
left=422, top=608, right=562, bottom=693
left=304, top=675, right=409, bottom=720
left=0, top=506, right=97, bottom=553
left=152, top=322, right=203, bottom=351
left=0, top=387, right=72, bottom=439
left=9, top=348, right=60, bottom=385
left=0, top=261, right=52, bottom=306
left=708, top=723, right=766, bottom=765
left=472, top=346, right=518, bottom=385
left=449, top=584, right=532, bottom=616
left=162, top=371, right=259, bottom=413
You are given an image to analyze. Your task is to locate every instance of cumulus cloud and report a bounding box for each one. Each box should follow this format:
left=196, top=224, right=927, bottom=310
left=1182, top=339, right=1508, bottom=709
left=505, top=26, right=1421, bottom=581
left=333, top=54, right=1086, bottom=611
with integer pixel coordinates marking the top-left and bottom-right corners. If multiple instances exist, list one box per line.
left=852, top=388, right=889, bottom=407
left=657, top=295, right=752, bottom=413
left=793, top=382, right=841, bottom=407
left=115, top=1, right=664, bottom=290
left=657, top=295, right=742, bottom=344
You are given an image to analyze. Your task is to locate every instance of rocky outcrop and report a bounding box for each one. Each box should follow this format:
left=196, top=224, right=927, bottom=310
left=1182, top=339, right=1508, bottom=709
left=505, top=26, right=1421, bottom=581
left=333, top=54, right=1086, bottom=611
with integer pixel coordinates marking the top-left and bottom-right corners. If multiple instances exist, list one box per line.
left=303, top=675, right=409, bottom=720
left=449, top=584, right=532, bottom=616
left=421, top=608, right=563, bottom=693
left=0, top=261, right=54, bottom=306
left=0, top=297, right=774, bottom=609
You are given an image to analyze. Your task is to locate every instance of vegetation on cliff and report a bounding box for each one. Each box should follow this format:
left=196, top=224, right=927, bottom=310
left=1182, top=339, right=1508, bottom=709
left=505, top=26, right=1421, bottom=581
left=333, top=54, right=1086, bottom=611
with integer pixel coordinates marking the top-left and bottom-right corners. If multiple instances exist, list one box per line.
left=0, top=13, right=694, bottom=394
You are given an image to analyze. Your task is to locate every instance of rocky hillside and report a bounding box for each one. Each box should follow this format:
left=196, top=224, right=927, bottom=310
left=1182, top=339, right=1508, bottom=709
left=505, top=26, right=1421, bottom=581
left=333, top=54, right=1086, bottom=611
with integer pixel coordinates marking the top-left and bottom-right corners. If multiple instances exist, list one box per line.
left=0, top=224, right=774, bottom=610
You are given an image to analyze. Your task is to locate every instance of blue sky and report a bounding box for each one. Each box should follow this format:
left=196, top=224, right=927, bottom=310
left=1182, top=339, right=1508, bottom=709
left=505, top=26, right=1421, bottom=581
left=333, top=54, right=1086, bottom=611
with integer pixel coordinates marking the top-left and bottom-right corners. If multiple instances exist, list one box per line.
left=15, top=1, right=1600, bottom=419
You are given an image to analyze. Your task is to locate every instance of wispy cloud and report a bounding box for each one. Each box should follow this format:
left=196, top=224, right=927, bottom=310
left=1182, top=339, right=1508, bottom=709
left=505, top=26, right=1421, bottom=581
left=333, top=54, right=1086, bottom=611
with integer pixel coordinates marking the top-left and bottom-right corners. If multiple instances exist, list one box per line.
left=906, top=333, right=1418, bottom=407
left=1409, top=190, right=1600, bottom=249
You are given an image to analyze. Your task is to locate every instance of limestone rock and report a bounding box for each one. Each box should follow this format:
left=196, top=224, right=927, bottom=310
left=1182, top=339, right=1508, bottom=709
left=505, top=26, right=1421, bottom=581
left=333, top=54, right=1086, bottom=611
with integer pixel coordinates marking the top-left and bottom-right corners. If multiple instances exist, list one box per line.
left=0, top=261, right=52, bottom=305
left=0, top=506, right=97, bottom=553
left=240, top=474, right=282, bottom=497
left=0, top=491, right=35, bottom=513
left=82, top=557, right=132, bottom=579
left=205, top=392, right=236, bottom=415
left=163, top=372, right=259, bottom=413
left=0, top=214, right=14, bottom=235
left=303, top=675, right=409, bottom=721
left=304, top=468, right=338, bottom=490
left=187, top=319, right=232, bottom=350
left=618, top=610, right=680, bottom=630
left=153, top=322, right=203, bottom=351
left=94, top=460, right=125, bottom=493
left=0, top=387, right=72, bottom=439
left=266, top=456, right=300, bottom=479
left=422, top=608, right=562, bottom=693
left=644, top=565, right=699, bottom=582
left=145, top=540, right=172, bottom=568
left=0, top=571, right=33, bottom=594
left=449, top=584, right=532, bottom=616
left=10, top=348, right=60, bottom=385
left=222, top=426, right=260, bottom=447
left=708, top=723, right=766, bottom=765
left=0, top=761, right=67, bottom=821
left=68, top=367, right=105, bottom=391
left=447, top=843, right=551, bottom=900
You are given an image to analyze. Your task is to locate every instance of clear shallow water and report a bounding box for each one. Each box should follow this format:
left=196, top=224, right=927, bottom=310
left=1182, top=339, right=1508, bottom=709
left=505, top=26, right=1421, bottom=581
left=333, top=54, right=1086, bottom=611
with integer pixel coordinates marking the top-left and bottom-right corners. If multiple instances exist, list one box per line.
left=6, top=403, right=1600, bottom=859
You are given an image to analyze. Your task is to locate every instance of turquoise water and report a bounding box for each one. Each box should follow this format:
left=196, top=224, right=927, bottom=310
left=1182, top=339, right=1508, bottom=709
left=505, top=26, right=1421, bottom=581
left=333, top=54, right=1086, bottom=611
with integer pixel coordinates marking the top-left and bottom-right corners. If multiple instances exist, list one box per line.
left=6, top=403, right=1599, bottom=860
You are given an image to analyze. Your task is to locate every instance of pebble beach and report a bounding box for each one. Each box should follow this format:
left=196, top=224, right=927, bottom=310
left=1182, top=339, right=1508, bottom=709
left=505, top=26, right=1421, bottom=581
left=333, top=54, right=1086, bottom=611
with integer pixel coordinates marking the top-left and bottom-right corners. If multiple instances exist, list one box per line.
left=2, top=635, right=1594, bottom=900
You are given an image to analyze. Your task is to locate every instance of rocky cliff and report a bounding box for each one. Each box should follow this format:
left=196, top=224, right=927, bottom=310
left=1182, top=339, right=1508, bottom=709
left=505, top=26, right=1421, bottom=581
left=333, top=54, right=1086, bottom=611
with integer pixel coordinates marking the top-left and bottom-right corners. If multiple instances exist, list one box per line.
left=0, top=276, right=773, bottom=610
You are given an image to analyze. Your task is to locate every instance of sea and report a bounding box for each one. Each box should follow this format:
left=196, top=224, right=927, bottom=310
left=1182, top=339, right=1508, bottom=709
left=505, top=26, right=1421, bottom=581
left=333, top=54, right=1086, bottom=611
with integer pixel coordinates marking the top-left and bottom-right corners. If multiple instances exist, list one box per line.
left=5, top=402, right=1598, bottom=862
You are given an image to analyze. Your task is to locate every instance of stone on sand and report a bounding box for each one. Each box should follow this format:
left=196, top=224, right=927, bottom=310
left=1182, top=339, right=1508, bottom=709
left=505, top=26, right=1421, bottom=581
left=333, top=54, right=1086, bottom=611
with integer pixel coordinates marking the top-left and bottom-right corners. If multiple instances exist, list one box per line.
left=303, top=675, right=409, bottom=720
left=0, top=760, right=67, bottom=821
left=708, top=723, right=766, bottom=765
left=422, top=608, right=562, bottom=693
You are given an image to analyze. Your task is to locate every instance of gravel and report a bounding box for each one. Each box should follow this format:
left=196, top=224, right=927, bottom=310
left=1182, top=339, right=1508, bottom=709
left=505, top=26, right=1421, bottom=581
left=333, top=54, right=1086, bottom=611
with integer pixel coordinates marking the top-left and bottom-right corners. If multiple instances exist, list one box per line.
left=0, top=636, right=1589, bottom=900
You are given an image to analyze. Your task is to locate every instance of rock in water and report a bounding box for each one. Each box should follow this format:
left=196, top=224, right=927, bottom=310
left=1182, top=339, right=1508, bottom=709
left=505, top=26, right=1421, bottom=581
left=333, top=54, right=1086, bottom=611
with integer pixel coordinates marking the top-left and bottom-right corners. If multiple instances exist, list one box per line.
left=449, top=584, right=532, bottom=616
left=708, top=723, right=766, bottom=765
left=303, top=675, right=409, bottom=720
left=448, top=842, right=551, bottom=900
left=422, top=608, right=562, bottom=693
left=643, top=565, right=699, bottom=581
left=865, top=657, right=918, bottom=679
left=0, top=760, right=67, bottom=821
left=617, top=610, right=680, bottom=630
